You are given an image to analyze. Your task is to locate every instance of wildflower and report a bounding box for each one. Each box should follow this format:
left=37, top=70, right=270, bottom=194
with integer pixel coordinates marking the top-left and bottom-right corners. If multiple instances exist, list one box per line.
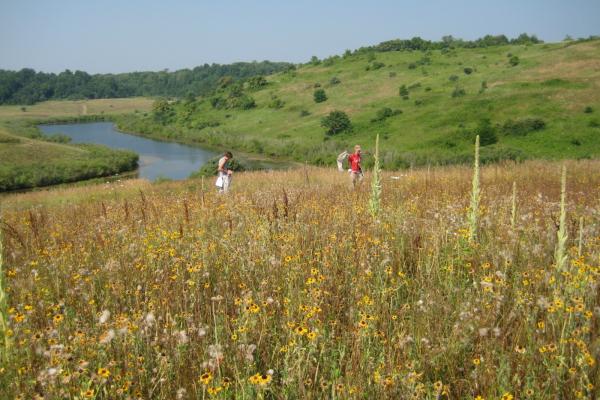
left=433, top=380, right=443, bottom=391
left=99, top=310, right=111, bottom=324
left=525, top=388, right=534, bottom=396
left=200, top=372, right=213, bottom=385
left=97, top=368, right=110, bottom=378
left=83, top=389, right=94, bottom=398
left=53, top=314, right=64, bottom=325
left=514, top=345, right=526, bottom=354
left=472, top=357, right=481, bottom=366
left=501, top=393, right=513, bottom=400
left=207, top=386, right=223, bottom=396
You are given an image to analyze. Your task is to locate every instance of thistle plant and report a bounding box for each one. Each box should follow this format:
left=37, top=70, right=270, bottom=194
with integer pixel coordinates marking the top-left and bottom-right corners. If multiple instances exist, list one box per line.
left=0, top=208, right=11, bottom=363
left=554, top=165, right=568, bottom=271
left=468, top=135, right=480, bottom=242
left=510, top=181, right=517, bottom=229
left=368, top=134, right=381, bottom=219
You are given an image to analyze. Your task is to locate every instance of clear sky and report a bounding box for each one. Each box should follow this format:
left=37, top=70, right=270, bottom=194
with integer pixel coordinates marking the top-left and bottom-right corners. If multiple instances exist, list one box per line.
left=1, top=0, right=599, bottom=74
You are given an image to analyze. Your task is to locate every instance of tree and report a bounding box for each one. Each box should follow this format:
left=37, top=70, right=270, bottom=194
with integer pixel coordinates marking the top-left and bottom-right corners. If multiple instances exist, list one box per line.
left=321, top=111, right=352, bottom=135
left=313, top=89, right=327, bottom=103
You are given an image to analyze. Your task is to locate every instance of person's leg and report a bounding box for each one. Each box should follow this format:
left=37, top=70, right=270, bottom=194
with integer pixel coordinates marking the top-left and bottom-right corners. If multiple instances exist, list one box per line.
left=223, top=175, right=230, bottom=192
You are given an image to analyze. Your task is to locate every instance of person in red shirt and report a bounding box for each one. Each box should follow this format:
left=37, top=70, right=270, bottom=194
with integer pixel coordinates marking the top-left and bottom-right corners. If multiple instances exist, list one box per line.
left=347, top=144, right=363, bottom=187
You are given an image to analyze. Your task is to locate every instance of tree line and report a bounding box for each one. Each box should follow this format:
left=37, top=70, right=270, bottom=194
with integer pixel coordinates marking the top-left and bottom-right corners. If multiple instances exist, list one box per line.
left=0, top=61, right=293, bottom=105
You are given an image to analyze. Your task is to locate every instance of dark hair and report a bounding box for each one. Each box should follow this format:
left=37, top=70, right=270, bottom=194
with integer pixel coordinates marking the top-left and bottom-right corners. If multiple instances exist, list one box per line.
left=225, top=151, right=233, bottom=158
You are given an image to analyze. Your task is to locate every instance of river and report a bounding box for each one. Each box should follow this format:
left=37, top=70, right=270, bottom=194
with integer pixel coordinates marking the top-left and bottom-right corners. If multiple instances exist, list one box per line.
left=38, top=122, right=216, bottom=180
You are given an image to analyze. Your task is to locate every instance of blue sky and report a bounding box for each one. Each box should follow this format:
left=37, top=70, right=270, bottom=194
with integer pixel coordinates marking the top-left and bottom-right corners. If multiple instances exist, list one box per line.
left=1, top=0, right=599, bottom=73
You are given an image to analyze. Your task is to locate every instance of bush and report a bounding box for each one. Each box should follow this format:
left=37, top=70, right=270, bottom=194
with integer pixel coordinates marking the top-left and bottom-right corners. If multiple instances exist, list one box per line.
left=501, top=118, right=546, bottom=136
left=464, top=67, right=473, bottom=75
left=366, top=61, right=385, bottom=71
left=227, top=94, right=256, bottom=110
left=190, top=156, right=246, bottom=178
left=299, top=110, right=310, bottom=117
left=310, top=56, right=320, bottom=65
left=246, top=76, right=268, bottom=90
left=509, top=56, right=520, bottom=66
left=389, top=72, right=397, bottom=78
left=371, top=107, right=402, bottom=122
left=425, top=87, right=432, bottom=92
left=449, top=75, right=459, bottom=82
left=408, top=63, right=417, bottom=70
left=414, top=99, right=424, bottom=106
left=268, top=95, right=285, bottom=109
left=584, top=106, right=593, bottom=114
left=399, top=84, right=409, bottom=98
left=475, top=118, right=498, bottom=146
left=588, top=119, right=599, bottom=128
left=329, top=77, right=341, bottom=85
left=451, top=87, right=466, bottom=98
left=313, top=89, right=327, bottom=103
left=321, top=110, right=352, bottom=136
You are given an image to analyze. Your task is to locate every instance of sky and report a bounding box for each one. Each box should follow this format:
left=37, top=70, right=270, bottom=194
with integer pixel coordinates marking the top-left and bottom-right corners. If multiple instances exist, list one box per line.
left=1, top=0, right=599, bottom=74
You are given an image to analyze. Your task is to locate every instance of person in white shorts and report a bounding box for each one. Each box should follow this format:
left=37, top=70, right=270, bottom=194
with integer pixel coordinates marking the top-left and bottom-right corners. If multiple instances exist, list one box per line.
left=216, top=151, right=233, bottom=193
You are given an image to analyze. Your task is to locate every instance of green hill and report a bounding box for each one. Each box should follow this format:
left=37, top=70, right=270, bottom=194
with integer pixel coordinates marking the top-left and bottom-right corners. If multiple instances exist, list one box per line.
left=117, top=39, right=600, bottom=167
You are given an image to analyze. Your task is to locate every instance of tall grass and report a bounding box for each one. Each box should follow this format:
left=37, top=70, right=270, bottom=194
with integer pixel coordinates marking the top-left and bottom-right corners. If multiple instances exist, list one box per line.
left=554, top=165, right=568, bottom=271
left=468, top=135, right=480, bottom=242
left=0, top=205, right=10, bottom=364
left=1, top=160, right=599, bottom=399
left=368, top=133, right=381, bottom=219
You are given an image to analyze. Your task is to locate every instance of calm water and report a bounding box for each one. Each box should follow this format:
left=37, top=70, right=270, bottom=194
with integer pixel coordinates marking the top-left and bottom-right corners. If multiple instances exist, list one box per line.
left=39, top=122, right=216, bottom=180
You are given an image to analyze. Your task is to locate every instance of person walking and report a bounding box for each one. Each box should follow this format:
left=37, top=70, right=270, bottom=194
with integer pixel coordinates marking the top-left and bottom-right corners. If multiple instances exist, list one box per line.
left=216, top=151, right=233, bottom=193
left=347, top=145, right=363, bottom=187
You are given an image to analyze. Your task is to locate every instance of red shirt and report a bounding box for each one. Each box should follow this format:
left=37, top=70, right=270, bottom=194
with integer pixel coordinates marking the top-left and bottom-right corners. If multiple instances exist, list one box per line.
left=348, top=153, right=361, bottom=172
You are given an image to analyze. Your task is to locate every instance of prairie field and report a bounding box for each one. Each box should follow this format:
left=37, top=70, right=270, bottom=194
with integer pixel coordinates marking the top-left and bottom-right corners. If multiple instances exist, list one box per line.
left=1, top=160, right=599, bottom=399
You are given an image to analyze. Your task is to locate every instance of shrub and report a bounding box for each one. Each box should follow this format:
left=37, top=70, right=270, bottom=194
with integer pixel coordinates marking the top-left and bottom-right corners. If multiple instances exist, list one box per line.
left=589, top=119, right=599, bottom=128
left=371, top=107, right=402, bottom=122
left=389, top=72, right=397, bottom=78
left=408, top=63, right=417, bottom=70
left=449, top=75, right=459, bottom=82
left=190, top=156, right=246, bottom=178
left=479, top=81, right=488, bottom=93
left=464, top=67, right=473, bottom=75
left=408, top=82, right=422, bottom=90
left=399, top=84, right=409, bottom=98
left=268, top=95, right=285, bottom=109
left=366, top=61, right=385, bottom=71
left=313, top=89, right=327, bottom=103
left=475, top=118, right=498, bottom=146
left=425, top=87, right=432, bottom=92
left=246, top=76, right=268, bottom=90
left=584, top=106, right=593, bottom=113
left=310, top=56, right=320, bottom=65
left=451, top=87, right=466, bottom=98
left=227, top=94, right=256, bottom=110
left=414, top=99, right=424, bottom=106
left=299, top=110, right=310, bottom=117
left=313, top=82, right=321, bottom=88
left=509, top=56, right=520, bottom=66
left=501, top=118, right=546, bottom=136
left=321, top=110, right=352, bottom=135
left=329, top=77, right=341, bottom=85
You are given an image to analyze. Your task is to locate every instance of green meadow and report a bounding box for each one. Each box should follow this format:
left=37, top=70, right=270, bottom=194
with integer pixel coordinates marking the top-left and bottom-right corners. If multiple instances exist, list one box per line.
left=117, top=40, right=600, bottom=167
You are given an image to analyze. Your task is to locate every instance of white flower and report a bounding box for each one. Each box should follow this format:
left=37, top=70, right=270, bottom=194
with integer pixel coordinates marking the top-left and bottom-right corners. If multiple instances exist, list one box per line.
left=99, top=310, right=110, bottom=324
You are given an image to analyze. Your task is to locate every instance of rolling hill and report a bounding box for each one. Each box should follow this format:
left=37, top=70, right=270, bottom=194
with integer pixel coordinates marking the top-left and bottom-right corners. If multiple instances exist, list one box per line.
left=117, top=38, right=600, bottom=168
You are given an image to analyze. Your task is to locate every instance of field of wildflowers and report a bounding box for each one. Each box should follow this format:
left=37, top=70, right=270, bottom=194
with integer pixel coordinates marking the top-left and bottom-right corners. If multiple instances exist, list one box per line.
left=1, top=159, right=599, bottom=399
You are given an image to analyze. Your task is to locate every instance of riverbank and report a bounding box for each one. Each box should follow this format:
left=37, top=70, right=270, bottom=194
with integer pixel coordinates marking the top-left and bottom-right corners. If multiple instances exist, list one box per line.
left=0, top=98, right=298, bottom=192
left=0, top=98, right=152, bottom=191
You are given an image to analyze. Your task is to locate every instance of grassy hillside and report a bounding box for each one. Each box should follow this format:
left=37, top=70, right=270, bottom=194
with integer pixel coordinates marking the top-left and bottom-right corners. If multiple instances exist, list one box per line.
left=0, top=98, right=152, bottom=191
left=2, top=160, right=599, bottom=398
left=118, top=40, right=600, bottom=167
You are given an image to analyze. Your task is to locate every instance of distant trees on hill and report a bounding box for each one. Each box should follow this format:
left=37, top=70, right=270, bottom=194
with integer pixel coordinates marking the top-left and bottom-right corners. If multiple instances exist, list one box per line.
left=359, top=33, right=543, bottom=53
left=0, top=61, right=293, bottom=105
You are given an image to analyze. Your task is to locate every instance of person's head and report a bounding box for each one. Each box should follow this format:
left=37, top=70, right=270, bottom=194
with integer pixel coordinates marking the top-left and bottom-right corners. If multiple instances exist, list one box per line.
left=354, top=145, right=361, bottom=154
left=224, top=151, right=233, bottom=159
